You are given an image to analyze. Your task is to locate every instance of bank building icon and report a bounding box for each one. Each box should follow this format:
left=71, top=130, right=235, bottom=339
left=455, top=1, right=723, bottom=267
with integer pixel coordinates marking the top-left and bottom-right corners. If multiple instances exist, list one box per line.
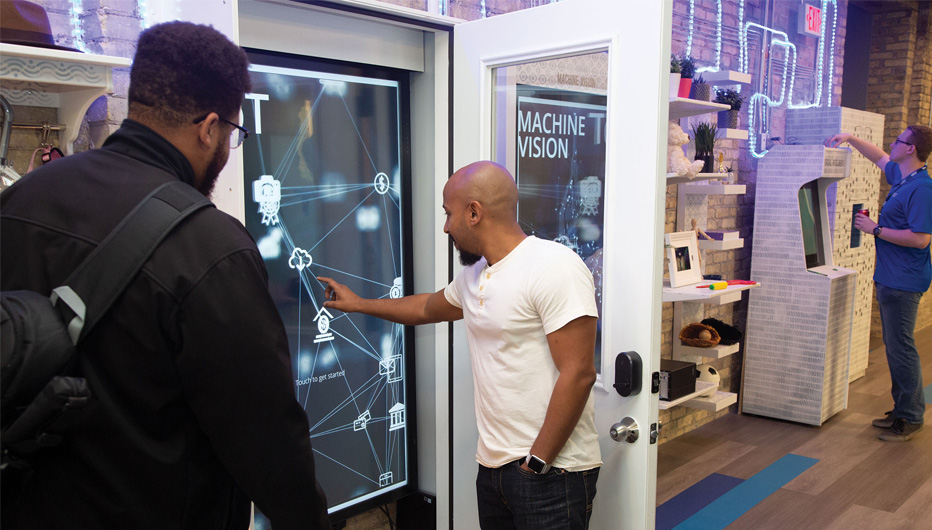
left=313, top=307, right=334, bottom=343
left=389, top=402, right=405, bottom=431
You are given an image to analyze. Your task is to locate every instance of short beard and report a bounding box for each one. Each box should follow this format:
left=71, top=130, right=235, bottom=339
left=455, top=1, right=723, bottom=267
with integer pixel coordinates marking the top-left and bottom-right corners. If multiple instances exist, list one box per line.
left=198, top=143, right=227, bottom=197
left=458, top=249, right=482, bottom=266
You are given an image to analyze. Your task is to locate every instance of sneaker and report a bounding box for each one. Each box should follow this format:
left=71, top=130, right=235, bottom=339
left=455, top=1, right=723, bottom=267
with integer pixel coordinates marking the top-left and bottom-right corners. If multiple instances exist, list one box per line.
left=872, top=411, right=896, bottom=429
left=878, top=418, right=923, bottom=442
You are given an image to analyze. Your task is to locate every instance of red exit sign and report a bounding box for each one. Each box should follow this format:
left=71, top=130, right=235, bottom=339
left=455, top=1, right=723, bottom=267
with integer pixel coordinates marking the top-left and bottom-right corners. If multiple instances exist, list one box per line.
left=798, top=4, right=823, bottom=37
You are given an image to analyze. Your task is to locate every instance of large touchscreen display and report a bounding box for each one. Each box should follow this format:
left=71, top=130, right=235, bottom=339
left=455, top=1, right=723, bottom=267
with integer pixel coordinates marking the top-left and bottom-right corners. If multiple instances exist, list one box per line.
left=242, top=56, right=411, bottom=524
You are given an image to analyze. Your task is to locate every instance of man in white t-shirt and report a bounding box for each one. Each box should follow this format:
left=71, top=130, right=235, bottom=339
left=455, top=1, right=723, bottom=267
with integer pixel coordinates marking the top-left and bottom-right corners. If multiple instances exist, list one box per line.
left=318, top=161, right=601, bottom=529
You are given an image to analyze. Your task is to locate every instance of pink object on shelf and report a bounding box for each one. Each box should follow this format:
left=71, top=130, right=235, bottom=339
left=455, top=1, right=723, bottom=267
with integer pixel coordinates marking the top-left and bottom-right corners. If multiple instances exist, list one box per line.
left=677, top=78, right=692, bottom=98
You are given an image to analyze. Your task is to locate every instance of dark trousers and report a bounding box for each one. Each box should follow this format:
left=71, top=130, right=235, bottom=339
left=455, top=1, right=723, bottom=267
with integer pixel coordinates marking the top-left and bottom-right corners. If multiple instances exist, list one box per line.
left=877, top=283, right=926, bottom=424
left=476, top=459, right=599, bottom=530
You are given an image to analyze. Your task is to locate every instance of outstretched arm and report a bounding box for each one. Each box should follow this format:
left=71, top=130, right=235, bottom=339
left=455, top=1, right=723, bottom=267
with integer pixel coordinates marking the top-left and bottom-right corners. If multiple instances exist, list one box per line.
left=521, top=315, right=598, bottom=470
left=317, top=276, right=462, bottom=325
left=825, top=133, right=890, bottom=169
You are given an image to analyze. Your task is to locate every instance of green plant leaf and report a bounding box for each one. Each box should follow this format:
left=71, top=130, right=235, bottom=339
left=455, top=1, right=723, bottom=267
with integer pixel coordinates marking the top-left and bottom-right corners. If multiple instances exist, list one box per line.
left=691, top=121, right=718, bottom=154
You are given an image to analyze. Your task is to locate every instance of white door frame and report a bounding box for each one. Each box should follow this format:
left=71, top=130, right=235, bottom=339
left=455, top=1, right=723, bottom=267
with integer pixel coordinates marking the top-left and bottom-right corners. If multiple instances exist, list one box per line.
left=453, top=1, right=671, bottom=528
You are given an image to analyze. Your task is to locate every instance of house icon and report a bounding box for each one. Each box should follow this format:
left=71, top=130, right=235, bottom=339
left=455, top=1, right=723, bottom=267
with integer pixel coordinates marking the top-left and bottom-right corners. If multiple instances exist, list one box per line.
left=313, top=307, right=335, bottom=343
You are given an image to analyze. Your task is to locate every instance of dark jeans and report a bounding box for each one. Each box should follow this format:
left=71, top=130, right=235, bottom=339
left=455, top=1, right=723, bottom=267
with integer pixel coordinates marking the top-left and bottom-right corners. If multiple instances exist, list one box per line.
left=476, top=459, right=600, bottom=530
left=877, top=283, right=925, bottom=424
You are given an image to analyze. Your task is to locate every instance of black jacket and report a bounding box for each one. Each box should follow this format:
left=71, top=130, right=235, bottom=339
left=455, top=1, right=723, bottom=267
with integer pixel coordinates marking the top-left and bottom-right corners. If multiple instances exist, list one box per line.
left=1, top=120, right=329, bottom=530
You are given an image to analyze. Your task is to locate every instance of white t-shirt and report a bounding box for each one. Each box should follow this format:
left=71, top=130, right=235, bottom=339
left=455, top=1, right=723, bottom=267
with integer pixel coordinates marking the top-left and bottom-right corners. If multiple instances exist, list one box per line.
left=444, top=236, right=601, bottom=471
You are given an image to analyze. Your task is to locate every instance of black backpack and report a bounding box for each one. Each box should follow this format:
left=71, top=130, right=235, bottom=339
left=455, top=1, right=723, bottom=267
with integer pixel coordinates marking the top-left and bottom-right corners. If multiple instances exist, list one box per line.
left=0, top=181, right=212, bottom=479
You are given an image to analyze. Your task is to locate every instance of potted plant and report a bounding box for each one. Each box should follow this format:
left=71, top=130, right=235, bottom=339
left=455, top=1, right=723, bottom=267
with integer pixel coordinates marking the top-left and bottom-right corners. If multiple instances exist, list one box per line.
left=690, top=74, right=711, bottom=101
left=714, top=88, right=744, bottom=129
left=669, top=54, right=681, bottom=100
left=691, top=121, right=717, bottom=173
left=678, top=55, right=696, bottom=98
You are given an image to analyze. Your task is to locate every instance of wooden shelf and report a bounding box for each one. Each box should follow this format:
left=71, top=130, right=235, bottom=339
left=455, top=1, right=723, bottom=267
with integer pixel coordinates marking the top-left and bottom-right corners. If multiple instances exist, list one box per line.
left=720, top=128, right=748, bottom=140
left=659, top=381, right=717, bottom=410
left=682, top=390, right=738, bottom=412
left=673, top=341, right=740, bottom=360
left=669, top=98, right=729, bottom=120
left=698, top=238, right=744, bottom=250
left=666, top=172, right=729, bottom=185
left=680, top=182, right=746, bottom=195
left=682, top=391, right=737, bottom=412
left=0, top=42, right=132, bottom=67
left=0, top=43, right=131, bottom=155
left=662, top=280, right=759, bottom=303
left=701, top=69, right=752, bottom=86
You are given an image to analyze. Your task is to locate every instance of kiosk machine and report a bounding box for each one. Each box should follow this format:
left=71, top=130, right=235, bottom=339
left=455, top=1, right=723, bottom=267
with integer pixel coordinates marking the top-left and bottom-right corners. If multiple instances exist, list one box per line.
left=743, top=145, right=856, bottom=426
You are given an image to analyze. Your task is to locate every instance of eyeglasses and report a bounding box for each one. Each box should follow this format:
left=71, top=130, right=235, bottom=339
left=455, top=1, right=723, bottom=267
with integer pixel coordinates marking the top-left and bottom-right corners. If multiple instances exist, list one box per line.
left=192, top=114, right=251, bottom=149
left=893, top=138, right=913, bottom=147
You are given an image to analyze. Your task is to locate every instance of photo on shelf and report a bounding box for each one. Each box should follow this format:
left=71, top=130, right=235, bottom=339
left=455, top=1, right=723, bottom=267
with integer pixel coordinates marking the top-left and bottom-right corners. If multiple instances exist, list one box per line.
left=665, top=230, right=702, bottom=287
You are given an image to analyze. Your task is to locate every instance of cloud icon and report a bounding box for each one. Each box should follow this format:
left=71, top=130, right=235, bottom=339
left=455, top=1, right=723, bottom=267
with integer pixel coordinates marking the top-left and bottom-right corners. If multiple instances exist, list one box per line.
left=288, top=248, right=313, bottom=271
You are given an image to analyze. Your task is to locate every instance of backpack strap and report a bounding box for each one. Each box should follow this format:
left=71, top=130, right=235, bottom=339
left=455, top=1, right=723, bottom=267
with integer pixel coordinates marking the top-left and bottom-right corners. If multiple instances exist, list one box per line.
left=50, top=181, right=213, bottom=344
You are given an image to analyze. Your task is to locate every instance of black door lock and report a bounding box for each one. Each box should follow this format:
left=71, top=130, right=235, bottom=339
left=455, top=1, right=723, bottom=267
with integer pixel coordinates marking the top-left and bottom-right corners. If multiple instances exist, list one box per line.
left=613, top=351, right=642, bottom=397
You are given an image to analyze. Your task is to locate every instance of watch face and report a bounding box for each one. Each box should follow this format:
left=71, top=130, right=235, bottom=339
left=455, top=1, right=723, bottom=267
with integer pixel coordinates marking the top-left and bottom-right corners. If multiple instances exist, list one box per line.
left=527, top=456, right=546, bottom=473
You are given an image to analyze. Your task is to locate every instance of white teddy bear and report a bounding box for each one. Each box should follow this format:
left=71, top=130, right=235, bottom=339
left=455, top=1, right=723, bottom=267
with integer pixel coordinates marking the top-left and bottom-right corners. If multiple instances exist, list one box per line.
left=668, top=120, right=704, bottom=177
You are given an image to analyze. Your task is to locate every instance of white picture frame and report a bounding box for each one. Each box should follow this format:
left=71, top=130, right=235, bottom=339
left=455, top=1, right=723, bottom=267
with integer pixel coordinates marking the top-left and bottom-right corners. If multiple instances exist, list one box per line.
left=665, top=231, right=702, bottom=288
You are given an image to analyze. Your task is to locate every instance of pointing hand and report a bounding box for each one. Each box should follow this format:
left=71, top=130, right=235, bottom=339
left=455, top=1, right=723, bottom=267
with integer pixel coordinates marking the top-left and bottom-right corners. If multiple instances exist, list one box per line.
left=317, top=276, right=361, bottom=313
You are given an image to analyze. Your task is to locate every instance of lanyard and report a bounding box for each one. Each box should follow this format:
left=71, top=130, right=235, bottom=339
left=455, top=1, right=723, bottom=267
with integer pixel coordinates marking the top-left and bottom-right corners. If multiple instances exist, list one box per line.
left=889, top=165, right=927, bottom=193
left=882, top=165, right=928, bottom=220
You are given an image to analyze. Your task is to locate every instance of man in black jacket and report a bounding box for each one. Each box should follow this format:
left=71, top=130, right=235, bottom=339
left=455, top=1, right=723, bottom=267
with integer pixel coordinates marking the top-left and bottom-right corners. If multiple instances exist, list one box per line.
left=1, top=21, right=330, bottom=529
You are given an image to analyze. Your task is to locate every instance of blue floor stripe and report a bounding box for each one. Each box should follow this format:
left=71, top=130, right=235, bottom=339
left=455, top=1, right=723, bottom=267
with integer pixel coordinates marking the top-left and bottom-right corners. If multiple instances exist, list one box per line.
left=673, top=454, right=818, bottom=530
left=656, top=473, right=744, bottom=530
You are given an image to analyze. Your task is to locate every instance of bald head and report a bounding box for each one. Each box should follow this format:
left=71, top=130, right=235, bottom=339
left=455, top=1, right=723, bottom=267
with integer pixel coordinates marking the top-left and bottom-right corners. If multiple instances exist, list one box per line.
left=442, top=161, right=527, bottom=266
left=447, top=161, right=519, bottom=223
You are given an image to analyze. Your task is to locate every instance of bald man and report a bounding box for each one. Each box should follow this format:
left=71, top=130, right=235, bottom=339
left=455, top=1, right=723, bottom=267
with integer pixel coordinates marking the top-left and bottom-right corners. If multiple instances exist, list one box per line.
left=318, top=161, right=601, bottom=529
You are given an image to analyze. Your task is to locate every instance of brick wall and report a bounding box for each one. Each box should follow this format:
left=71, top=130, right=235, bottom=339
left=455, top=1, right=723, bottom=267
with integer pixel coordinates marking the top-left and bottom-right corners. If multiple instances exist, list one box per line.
left=865, top=1, right=932, bottom=337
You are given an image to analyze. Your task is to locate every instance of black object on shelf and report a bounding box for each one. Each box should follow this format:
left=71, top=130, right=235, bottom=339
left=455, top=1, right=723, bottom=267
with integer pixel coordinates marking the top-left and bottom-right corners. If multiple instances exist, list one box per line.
left=660, top=359, right=696, bottom=401
left=701, top=317, right=743, bottom=346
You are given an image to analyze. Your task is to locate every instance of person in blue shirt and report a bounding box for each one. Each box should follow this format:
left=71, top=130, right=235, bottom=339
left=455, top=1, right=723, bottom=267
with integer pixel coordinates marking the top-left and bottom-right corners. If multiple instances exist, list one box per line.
left=826, top=125, right=932, bottom=442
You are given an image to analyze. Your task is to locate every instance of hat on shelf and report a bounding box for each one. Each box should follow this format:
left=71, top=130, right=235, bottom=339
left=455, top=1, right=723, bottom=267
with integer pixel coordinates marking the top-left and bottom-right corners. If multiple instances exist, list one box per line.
left=700, top=317, right=743, bottom=346
left=0, top=0, right=80, bottom=52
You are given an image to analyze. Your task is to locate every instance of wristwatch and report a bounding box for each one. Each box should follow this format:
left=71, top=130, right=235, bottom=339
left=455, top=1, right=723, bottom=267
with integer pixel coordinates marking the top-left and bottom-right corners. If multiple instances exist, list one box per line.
left=873, top=226, right=883, bottom=238
left=525, top=454, right=551, bottom=474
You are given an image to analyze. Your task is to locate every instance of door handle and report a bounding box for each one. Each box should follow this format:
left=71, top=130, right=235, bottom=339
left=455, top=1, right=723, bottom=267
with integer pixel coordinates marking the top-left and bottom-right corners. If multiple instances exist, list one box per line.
left=609, top=417, right=639, bottom=443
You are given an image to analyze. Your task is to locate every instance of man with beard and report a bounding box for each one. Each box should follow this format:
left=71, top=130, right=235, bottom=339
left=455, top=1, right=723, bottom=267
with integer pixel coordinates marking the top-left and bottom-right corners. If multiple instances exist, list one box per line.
left=1, top=22, right=329, bottom=529
left=317, top=161, right=601, bottom=530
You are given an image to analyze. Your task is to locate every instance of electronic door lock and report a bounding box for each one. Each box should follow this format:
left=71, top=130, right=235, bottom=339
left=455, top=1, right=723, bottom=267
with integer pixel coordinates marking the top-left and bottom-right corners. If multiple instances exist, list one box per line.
left=613, top=351, right=642, bottom=397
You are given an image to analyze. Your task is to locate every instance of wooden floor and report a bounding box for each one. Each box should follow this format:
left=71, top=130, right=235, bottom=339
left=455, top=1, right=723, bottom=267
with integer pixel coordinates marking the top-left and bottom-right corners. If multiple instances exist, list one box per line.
left=657, top=327, right=932, bottom=529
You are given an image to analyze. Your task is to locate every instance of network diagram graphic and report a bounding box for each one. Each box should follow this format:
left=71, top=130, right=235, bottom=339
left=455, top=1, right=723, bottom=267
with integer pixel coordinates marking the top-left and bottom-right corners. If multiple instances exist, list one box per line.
left=242, top=63, right=409, bottom=521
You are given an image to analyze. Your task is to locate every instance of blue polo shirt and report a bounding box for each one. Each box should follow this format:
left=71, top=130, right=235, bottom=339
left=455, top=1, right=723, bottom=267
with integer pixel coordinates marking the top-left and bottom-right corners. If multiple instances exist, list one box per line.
left=874, top=161, right=932, bottom=292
